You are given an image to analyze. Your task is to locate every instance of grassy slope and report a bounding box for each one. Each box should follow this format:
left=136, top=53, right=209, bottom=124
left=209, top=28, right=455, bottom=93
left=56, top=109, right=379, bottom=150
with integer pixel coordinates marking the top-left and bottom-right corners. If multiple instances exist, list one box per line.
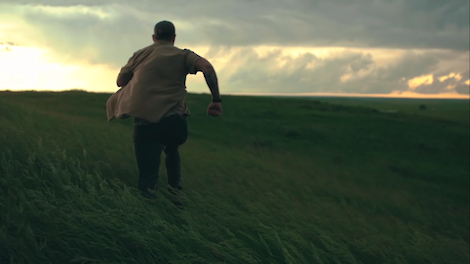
left=0, top=91, right=468, bottom=264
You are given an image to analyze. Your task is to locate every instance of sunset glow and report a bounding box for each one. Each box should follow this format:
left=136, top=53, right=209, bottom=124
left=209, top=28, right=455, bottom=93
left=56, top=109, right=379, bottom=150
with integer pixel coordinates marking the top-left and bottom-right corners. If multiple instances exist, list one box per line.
left=224, top=91, right=469, bottom=99
left=0, top=1, right=469, bottom=98
left=0, top=45, right=117, bottom=91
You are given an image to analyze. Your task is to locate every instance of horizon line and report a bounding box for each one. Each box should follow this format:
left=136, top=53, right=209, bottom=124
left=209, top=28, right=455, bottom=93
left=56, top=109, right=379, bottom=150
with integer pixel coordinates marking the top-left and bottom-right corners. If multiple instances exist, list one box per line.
left=1, top=88, right=469, bottom=100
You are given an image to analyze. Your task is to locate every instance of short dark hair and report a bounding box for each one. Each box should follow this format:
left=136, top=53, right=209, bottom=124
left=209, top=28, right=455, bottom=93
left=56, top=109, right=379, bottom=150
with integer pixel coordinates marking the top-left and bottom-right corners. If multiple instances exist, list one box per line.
left=154, top=20, right=175, bottom=41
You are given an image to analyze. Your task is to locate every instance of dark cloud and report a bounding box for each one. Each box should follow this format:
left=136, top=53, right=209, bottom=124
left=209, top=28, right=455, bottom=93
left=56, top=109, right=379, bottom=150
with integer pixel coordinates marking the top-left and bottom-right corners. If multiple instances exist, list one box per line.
left=2, top=0, right=469, bottom=50
left=376, top=52, right=440, bottom=83
left=455, top=85, right=470, bottom=95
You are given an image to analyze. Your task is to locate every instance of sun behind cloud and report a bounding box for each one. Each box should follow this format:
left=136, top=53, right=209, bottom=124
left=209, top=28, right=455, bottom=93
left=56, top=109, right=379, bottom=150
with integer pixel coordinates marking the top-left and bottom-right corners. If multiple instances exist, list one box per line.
left=0, top=43, right=118, bottom=92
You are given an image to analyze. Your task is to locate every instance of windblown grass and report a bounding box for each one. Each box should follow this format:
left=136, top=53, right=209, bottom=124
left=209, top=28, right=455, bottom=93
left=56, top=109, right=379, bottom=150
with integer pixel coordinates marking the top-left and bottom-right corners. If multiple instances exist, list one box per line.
left=0, top=91, right=468, bottom=263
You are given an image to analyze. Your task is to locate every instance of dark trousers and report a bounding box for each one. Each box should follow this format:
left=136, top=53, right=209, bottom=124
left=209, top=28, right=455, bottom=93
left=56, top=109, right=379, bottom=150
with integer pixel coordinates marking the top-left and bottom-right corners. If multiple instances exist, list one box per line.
left=133, top=114, right=188, bottom=193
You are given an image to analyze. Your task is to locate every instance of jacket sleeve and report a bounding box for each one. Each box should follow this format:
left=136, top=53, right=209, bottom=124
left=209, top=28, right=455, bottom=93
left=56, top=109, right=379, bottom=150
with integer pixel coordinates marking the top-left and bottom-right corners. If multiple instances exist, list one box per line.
left=116, top=53, right=136, bottom=86
left=184, top=49, right=202, bottom=75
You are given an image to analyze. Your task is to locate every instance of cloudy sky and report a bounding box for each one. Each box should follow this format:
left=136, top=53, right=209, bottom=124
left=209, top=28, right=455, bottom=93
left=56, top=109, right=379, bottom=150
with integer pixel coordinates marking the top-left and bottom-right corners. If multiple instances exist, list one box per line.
left=0, top=0, right=469, bottom=98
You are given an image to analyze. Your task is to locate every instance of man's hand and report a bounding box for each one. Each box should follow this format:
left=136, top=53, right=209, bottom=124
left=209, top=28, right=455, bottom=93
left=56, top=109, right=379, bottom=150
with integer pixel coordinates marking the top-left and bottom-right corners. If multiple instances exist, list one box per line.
left=207, top=102, right=222, bottom=117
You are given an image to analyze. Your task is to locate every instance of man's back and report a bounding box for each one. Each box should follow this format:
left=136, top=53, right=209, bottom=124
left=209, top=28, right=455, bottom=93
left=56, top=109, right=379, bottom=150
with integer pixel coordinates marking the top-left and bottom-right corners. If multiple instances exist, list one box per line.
left=131, top=43, right=199, bottom=93
left=107, top=41, right=201, bottom=123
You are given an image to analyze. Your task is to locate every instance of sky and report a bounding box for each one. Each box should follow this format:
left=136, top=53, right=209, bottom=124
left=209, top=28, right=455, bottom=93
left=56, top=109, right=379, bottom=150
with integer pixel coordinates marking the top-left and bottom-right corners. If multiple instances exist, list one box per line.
left=0, top=0, right=469, bottom=98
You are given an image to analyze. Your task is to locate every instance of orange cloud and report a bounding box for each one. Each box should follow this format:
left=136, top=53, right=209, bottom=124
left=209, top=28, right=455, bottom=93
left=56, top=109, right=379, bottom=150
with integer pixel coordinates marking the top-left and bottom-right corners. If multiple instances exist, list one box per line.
left=439, top=72, right=462, bottom=82
left=408, top=74, right=434, bottom=89
left=340, top=73, right=353, bottom=82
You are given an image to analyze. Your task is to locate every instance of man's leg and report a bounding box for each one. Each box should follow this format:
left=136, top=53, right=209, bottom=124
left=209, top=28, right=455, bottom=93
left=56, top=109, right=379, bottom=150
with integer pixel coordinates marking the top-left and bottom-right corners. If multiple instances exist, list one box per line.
left=164, top=145, right=182, bottom=189
left=133, top=124, right=164, bottom=195
left=159, top=115, right=188, bottom=190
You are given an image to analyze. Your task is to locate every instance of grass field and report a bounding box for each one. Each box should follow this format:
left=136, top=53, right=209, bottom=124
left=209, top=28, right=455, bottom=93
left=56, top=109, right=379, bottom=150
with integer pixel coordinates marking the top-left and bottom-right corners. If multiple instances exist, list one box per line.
left=0, top=90, right=468, bottom=264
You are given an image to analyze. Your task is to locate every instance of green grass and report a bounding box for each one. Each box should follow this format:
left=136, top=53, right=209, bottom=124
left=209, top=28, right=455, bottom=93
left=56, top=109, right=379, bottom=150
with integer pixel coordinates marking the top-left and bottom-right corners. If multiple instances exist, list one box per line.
left=0, top=90, right=468, bottom=264
left=287, top=96, right=469, bottom=123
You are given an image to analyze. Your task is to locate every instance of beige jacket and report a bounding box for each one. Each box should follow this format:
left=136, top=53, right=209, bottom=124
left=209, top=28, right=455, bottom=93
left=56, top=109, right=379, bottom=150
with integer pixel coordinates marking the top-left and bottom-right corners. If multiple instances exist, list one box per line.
left=106, top=41, right=201, bottom=123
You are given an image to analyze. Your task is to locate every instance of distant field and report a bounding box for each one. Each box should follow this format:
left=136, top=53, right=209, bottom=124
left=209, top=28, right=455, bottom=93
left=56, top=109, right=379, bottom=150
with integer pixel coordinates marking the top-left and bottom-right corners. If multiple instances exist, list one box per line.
left=0, top=90, right=468, bottom=264
left=277, top=96, right=470, bottom=123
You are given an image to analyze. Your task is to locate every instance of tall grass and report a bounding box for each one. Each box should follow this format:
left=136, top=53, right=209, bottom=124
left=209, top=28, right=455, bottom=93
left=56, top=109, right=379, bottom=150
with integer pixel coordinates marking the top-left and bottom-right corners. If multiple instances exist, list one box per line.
left=0, top=91, right=468, bottom=263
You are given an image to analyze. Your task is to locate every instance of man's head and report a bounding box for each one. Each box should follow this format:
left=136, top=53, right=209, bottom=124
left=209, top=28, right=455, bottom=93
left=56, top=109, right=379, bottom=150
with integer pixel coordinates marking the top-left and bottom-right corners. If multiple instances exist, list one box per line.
left=153, top=20, right=176, bottom=43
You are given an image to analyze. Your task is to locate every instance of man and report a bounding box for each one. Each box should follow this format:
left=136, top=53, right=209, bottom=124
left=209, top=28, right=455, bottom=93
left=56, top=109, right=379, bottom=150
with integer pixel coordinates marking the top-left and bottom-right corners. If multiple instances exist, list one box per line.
left=106, top=20, right=222, bottom=199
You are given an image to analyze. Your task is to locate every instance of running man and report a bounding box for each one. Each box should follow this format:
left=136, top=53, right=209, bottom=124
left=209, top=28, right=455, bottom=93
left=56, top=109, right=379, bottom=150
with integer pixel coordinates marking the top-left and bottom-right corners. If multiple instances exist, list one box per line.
left=106, top=20, right=222, bottom=199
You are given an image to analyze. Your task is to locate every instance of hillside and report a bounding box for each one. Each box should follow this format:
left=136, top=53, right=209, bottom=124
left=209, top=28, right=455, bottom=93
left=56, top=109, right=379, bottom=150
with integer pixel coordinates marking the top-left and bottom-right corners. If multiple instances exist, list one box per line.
left=0, top=91, right=469, bottom=264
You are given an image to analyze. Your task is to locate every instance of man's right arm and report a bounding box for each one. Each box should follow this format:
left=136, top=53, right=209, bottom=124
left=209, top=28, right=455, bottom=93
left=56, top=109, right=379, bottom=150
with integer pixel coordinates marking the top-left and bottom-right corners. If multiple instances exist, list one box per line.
left=117, top=71, right=133, bottom=87
left=116, top=53, right=136, bottom=87
left=195, top=58, right=221, bottom=101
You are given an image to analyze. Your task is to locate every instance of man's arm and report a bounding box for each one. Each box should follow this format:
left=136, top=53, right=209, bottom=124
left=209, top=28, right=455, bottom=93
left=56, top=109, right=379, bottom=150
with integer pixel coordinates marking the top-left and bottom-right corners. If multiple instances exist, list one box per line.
left=116, top=71, right=133, bottom=87
left=195, top=58, right=221, bottom=100
left=116, top=53, right=136, bottom=87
